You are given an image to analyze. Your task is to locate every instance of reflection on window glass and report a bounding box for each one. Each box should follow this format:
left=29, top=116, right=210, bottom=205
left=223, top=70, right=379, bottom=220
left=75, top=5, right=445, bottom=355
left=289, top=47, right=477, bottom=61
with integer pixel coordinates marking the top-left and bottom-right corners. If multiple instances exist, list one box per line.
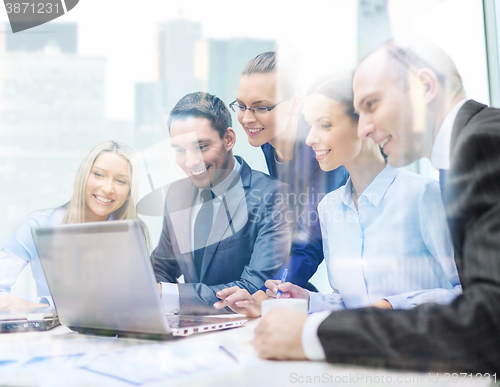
left=0, top=0, right=489, bottom=295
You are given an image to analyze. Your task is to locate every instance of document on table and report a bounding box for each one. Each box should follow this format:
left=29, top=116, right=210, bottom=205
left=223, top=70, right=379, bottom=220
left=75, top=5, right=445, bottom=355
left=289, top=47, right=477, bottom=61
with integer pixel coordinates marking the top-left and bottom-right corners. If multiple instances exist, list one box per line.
left=0, top=337, right=258, bottom=387
left=83, top=341, right=251, bottom=385
left=0, top=335, right=118, bottom=363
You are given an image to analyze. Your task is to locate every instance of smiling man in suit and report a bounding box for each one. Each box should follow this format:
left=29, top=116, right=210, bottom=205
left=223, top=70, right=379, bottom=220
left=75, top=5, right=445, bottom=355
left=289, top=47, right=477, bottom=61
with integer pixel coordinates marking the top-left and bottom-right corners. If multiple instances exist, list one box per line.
left=253, top=39, right=500, bottom=372
left=152, top=92, right=292, bottom=315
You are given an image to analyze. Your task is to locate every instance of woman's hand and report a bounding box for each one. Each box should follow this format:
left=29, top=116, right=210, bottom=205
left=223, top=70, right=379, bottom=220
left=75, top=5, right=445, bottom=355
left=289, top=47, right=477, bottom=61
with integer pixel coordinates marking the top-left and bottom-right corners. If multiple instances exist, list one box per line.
left=0, top=294, right=48, bottom=310
left=265, top=280, right=310, bottom=301
left=368, top=299, right=393, bottom=309
left=214, top=287, right=265, bottom=317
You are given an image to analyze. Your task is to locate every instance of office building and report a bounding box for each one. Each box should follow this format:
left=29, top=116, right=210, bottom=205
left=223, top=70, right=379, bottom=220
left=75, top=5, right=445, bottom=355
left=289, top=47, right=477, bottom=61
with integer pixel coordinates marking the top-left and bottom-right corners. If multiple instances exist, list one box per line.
left=134, top=81, right=167, bottom=148
left=3, top=22, right=77, bottom=53
left=0, top=23, right=106, bottom=243
left=207, top=38, right=275, bottom=106
left=0, top=51, right=105, bottom=151
left=157, top=19, right=202, bottom=111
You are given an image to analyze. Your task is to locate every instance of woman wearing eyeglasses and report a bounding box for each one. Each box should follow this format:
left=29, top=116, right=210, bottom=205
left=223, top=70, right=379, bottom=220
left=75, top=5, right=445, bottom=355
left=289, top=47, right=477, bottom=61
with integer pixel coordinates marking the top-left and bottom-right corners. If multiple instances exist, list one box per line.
left=0, top=141, right=149, bottom=310
left=226, top=51, right=349, bottom=293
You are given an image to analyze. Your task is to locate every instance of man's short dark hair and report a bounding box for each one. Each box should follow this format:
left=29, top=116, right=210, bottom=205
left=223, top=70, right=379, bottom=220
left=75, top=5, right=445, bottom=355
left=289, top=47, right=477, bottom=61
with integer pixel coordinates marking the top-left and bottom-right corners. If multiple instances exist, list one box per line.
left=168, top=92, right=232, bottom=139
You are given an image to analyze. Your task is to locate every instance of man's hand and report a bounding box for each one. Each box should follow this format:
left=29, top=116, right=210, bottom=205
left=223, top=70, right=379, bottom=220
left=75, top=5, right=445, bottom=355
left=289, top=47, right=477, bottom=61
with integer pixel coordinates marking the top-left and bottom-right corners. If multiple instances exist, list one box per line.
left=157, top=283, right=162, bottom=297
left=214, top=287, right=263, bottom=317
left=0, top=294, right=47, bottom=310
left=368, top=299, right=393, bottom=309
left=253, top=309, right=308, bottom=360
left=265, top=280, right=310, bottom=302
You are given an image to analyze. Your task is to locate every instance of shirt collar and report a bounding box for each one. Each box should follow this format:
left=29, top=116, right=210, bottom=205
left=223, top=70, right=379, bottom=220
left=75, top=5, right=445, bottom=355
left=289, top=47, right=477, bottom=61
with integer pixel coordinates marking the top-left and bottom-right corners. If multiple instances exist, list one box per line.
left=340, top=164, right=396, bottom=209
left=198, top=156, right=240, bottom=200
left=431, top=99, right=467, bottom=170
left=340, top=179, right=353, bottom=209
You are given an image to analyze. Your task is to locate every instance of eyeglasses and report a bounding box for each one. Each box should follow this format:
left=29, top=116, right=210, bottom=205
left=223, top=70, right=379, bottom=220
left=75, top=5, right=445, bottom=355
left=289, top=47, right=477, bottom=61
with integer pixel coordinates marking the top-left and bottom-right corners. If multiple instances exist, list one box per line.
left=229, top=96, right=292, bottom=116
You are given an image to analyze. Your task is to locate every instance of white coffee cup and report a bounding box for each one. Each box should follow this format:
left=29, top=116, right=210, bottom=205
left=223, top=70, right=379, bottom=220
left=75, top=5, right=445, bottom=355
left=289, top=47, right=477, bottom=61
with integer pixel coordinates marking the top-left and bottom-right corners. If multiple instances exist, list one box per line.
left=261, top=298, right=308, bottom=317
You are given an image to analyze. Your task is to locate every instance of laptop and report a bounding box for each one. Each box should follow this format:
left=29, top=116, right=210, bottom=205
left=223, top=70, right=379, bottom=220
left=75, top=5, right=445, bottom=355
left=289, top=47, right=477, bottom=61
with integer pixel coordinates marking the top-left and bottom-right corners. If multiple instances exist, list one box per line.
left=31, top=220, right=246, bottom=339
left=0, top=306, right=59, bottom=333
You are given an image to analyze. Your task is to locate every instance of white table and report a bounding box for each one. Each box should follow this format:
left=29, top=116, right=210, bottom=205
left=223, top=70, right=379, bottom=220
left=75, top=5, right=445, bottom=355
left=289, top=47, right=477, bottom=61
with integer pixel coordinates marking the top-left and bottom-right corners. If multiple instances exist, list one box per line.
left=0, top=319, right=492, bottom=387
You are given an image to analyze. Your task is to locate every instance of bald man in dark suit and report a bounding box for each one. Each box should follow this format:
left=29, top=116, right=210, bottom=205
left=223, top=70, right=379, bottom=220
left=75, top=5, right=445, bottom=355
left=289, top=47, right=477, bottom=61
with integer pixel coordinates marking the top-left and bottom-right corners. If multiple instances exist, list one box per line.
left=253, top=39, right=500, bottom=373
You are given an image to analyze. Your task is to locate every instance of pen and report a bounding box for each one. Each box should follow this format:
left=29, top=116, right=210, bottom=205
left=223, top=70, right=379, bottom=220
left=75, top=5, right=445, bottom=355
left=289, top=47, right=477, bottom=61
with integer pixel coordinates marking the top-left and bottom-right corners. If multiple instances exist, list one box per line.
left=275, top=269, right=288, bottom=299
left=219, top=345, right=239, bottom=364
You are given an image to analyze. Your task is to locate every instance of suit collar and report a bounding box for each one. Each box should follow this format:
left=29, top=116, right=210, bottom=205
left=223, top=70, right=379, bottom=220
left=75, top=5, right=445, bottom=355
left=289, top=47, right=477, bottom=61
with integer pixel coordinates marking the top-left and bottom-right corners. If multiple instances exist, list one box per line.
left=234, top=155, right=252, bottom=188
left=450, top=100, right=487, bottom=153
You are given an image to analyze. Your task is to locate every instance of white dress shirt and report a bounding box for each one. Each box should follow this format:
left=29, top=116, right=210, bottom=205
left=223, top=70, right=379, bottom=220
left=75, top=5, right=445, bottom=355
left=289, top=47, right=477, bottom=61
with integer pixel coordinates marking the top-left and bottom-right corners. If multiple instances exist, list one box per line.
left=160, top=157, right=241, bottom=313
left=431, top=99, right=467, bottom=170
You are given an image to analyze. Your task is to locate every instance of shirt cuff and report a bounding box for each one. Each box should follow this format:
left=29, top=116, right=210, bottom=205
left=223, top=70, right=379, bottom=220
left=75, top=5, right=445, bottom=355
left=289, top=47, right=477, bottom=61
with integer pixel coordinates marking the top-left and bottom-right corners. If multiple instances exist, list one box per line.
left=160, top=282, right=180, bottom=314
left=38, top=296, right=52, bottom=307
left=301, top=311, right=330, bottom=361
left=383, top=295, right=405, bottom=310
left=307, top=290, right=322, bottom=313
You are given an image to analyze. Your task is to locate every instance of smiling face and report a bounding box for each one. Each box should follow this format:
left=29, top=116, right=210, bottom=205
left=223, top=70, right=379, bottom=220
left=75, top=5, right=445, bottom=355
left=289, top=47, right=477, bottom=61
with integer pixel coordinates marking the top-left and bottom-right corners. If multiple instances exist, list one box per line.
left=354, top=52, right=428, bottom=167
left=236, top=73, right=292, bottom=147
left=84, top=152, right=131, bottom=222
left=304, top=94, right=361, bottom=171
left=170, top=116, right=235, bottom=189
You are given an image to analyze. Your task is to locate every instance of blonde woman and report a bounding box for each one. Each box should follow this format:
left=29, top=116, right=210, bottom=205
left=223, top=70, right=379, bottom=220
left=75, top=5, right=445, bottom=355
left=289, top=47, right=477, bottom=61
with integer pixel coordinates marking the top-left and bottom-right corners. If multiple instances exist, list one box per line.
left=0, top=140, right=148, bottom=309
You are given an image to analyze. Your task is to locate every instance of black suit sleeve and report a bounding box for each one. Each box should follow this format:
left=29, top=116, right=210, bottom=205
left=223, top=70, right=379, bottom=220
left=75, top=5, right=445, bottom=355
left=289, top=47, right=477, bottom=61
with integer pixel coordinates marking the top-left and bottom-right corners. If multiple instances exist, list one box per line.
left=151, top=205, right=182, bottom=284
left=316, top=113, right=500, bottom=373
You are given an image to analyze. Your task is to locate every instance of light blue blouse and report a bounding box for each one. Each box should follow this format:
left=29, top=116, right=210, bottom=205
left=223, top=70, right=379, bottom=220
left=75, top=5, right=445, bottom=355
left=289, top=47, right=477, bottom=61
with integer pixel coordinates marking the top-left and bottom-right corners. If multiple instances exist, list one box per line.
left=0, top=207, right=67, bottom=304
left=309, top=165, right=462, bottom=312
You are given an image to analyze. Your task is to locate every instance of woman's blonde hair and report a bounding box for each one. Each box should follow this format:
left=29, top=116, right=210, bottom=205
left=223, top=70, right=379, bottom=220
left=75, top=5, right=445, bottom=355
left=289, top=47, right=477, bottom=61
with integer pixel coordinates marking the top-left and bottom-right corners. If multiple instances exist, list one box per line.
left=63, top=140, right=137, bottom=223
left=62, top=141, right=149, bottom=246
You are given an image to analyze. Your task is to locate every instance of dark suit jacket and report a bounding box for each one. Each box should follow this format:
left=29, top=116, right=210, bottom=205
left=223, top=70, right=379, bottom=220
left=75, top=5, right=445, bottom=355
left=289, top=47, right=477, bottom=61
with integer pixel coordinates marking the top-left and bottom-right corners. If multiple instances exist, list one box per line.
left=316, top=100, right=500, bottom=372
left=152, top=156, right=292, bottom=314
left=262, top=116, right=349, bottom=287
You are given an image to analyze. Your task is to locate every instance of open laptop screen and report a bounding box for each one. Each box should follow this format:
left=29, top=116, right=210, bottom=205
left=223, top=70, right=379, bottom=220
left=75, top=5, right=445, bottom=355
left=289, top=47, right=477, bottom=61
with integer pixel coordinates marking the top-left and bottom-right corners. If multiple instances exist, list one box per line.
left=32, top=220, right=172, bottom=336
